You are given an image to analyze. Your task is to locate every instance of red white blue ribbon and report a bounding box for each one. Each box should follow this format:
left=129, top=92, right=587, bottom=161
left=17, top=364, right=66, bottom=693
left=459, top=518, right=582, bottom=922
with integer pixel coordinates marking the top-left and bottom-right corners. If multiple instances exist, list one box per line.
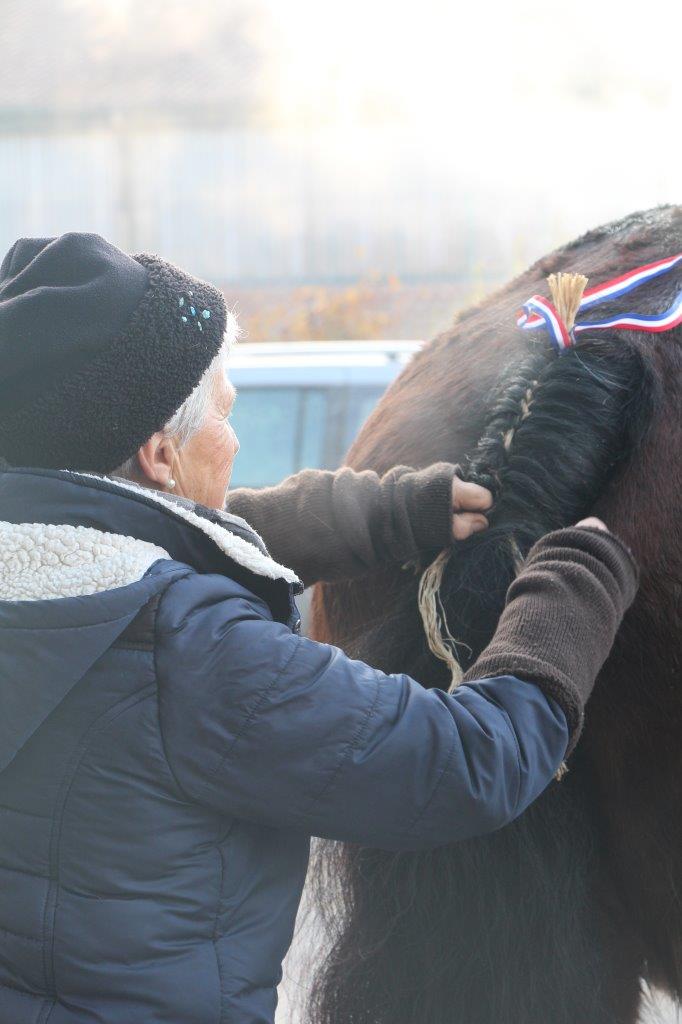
left=517, top=252, right=682, bottom=353
left=517, top=294, right=572, bottom=351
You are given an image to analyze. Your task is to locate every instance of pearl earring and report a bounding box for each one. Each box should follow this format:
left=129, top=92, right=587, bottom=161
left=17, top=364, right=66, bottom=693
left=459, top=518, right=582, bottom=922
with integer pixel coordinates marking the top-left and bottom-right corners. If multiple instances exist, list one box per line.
left=167, top=477, right=176, bottom=490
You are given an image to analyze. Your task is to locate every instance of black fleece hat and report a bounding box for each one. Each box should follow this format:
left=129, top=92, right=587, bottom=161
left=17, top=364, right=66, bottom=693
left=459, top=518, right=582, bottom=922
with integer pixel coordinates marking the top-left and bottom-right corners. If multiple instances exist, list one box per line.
left=0, top=232, right=228, bottom=473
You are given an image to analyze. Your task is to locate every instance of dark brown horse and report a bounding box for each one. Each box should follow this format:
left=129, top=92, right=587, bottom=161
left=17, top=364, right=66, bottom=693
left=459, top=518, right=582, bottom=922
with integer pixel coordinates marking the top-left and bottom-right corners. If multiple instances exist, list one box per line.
left=310, top=206, right=682, bottom=1024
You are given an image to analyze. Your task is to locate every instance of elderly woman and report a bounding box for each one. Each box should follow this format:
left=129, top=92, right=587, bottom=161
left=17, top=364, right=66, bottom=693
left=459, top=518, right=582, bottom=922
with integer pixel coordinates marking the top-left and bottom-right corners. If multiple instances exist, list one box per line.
left=0, top=234, right=636, bottom=1024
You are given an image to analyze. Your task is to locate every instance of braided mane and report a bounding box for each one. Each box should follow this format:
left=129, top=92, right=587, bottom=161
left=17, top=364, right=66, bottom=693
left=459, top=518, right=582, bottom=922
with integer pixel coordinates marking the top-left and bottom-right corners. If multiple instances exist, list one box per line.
left=310, top=206, right=682, bottom=1024
left=326, top=336, right=654, bottom=690
left=446, top=339, right=653, bottom=670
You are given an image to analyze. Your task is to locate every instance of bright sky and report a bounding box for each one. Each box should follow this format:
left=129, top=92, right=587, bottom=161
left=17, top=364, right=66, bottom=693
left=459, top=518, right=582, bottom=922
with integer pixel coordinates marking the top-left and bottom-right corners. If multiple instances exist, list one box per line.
left=28, top=0, right=682, bottom=276
left=258, top=0, right=681, bottom=248
left=265, top=0, right=681, bottom=120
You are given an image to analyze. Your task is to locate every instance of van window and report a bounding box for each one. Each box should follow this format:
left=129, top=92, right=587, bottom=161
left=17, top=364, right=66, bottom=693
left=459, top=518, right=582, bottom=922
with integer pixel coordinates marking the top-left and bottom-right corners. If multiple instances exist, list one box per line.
left=344, top=389, right=384, bottom=450
left=229, top=385, right=384, bottom=488
left=229, top=387, right=324, bottom=488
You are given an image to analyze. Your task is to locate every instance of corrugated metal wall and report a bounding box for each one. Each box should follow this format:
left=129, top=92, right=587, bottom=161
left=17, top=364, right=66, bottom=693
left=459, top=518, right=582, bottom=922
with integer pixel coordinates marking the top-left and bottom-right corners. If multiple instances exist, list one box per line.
left=0, top=126, right=551, bottom=283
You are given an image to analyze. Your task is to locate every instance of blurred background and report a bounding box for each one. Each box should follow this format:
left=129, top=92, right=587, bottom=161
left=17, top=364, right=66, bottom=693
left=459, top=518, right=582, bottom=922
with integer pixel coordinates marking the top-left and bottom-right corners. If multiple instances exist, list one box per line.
left=2, top=0, right=681, bottom=339
left=1, top=3, right=680, bottom=1020
left=3, top=0, right=680, bottom=490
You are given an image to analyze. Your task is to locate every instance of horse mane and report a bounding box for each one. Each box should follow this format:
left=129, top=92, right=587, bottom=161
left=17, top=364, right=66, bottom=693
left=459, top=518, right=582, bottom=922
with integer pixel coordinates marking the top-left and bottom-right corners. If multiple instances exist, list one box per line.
left=318, top=317, right=658, bottom=686
left=309, top=205, right=682, bottom=1024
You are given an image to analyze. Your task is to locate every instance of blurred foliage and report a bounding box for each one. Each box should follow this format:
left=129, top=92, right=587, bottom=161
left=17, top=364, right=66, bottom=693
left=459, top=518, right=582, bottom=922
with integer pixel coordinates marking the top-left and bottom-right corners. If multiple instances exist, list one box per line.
left=245, top=276, right=394, bottom=341
left=233, top=276, right=500, bottom=343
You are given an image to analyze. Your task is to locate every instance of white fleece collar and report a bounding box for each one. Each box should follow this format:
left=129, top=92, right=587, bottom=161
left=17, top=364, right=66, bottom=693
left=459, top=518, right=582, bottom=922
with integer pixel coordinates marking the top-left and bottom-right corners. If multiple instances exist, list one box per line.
left=0, top=521, right=169, bottom=602
left=72, top=472, right=301, bottom=586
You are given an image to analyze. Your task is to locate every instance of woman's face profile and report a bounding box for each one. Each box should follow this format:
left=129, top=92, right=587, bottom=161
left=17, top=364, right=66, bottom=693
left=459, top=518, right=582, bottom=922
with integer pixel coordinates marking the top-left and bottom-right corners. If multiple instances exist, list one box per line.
left=173, top=370, right=240, bottom=509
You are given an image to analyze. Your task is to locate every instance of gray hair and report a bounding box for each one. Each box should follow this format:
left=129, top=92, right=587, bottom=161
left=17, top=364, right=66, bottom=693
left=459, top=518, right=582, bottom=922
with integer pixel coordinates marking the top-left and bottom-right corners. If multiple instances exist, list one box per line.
left=113, top=319, right=236, bottom=481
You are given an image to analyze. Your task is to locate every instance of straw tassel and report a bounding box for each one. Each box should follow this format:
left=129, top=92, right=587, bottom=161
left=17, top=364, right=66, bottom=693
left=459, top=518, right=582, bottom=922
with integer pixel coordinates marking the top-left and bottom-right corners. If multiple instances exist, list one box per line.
left=547, top=272, right=588, bottom=334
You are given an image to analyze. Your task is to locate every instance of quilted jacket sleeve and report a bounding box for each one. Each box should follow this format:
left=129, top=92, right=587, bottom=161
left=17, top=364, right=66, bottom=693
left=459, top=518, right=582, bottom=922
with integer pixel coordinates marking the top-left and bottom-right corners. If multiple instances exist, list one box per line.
left=155, top=573, right=568, bottom=851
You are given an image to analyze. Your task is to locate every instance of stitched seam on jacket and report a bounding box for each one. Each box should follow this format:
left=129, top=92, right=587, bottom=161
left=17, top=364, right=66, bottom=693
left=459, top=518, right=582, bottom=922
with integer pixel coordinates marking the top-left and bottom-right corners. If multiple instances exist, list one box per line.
left=152, top=583, right=202, bottom=805
left=406, top=697, right=523, bottom=836
left=0, top=923, right=42, bottom=945
left=461, top=685, right=524, bottom=814
left=0, top=977, right=53, bottom=1024
left=0, top=563, right=188, bottom=630
left=38, top=835, right=52, bottom=1002
left=406, top=726, right=460, bottom=835
left=491, top=702, right=523, bottom=813
left=205, top=638, right=302, bottom=785
left=0, top=803, right=51, bottom=821
left=0, top=610, right=142, bottom=633
left=296, top=671, right=383, bottom=825
left=212, top=843, right=227, bottom=1024
left=0, top=863, right=47, bottom=881
left=35, top=998, right=54, bottom=1024
left=0, top=979, right=44, bottom=998
left=42, top=685, right=156, bottom=1023
left=157, top=591, right=271, bottom=641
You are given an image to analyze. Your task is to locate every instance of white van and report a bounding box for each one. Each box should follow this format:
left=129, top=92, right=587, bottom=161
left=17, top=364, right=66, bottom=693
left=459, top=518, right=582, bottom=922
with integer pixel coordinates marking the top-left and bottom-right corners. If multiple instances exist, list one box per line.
left=228, top=340, right=422, bottom=489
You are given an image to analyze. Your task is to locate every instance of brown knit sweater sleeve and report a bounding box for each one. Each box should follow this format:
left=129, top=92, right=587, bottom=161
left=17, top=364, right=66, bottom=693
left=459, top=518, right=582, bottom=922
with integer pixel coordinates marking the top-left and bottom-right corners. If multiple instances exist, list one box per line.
left=462, top=526, right=639, bottom=754
left=227, top=463, right=456, bottom=586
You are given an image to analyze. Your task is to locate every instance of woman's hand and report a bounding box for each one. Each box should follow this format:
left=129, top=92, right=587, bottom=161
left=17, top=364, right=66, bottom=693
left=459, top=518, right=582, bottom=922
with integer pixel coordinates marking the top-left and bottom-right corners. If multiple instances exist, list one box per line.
left=452, top=476, right=493, bottom=541
left=575, top=516, right=608, bottom=531
left=450, top=486, right=609, bottom=544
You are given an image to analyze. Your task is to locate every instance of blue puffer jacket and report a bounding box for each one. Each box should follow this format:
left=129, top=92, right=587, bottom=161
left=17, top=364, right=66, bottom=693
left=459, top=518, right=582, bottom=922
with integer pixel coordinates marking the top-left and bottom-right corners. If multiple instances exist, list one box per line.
left=0, top=468, right=567, bottom=1024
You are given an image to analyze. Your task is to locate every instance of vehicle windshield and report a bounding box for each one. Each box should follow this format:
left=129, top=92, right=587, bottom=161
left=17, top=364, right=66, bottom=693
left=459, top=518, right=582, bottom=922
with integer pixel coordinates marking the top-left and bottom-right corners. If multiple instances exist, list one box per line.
left=229, top=385, right=384, bottom=488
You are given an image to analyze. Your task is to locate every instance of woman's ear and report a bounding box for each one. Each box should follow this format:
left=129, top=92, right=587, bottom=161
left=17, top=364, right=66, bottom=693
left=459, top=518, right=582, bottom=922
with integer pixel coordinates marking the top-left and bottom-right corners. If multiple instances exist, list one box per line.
left=137, top=431, right=176, bottom=489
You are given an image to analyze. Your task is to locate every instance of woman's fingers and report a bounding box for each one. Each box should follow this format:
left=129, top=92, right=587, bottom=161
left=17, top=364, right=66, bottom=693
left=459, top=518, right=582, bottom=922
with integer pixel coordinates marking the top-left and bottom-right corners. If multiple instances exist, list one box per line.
left=452, top=477, right=493, bottom=513
left=575, top=516, right=609, bottom=532
left=450, top=479, right=608, bottom=541
left=452, top=511, right=489, bottom=541
left=450, top=477, right=492, bottom=541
